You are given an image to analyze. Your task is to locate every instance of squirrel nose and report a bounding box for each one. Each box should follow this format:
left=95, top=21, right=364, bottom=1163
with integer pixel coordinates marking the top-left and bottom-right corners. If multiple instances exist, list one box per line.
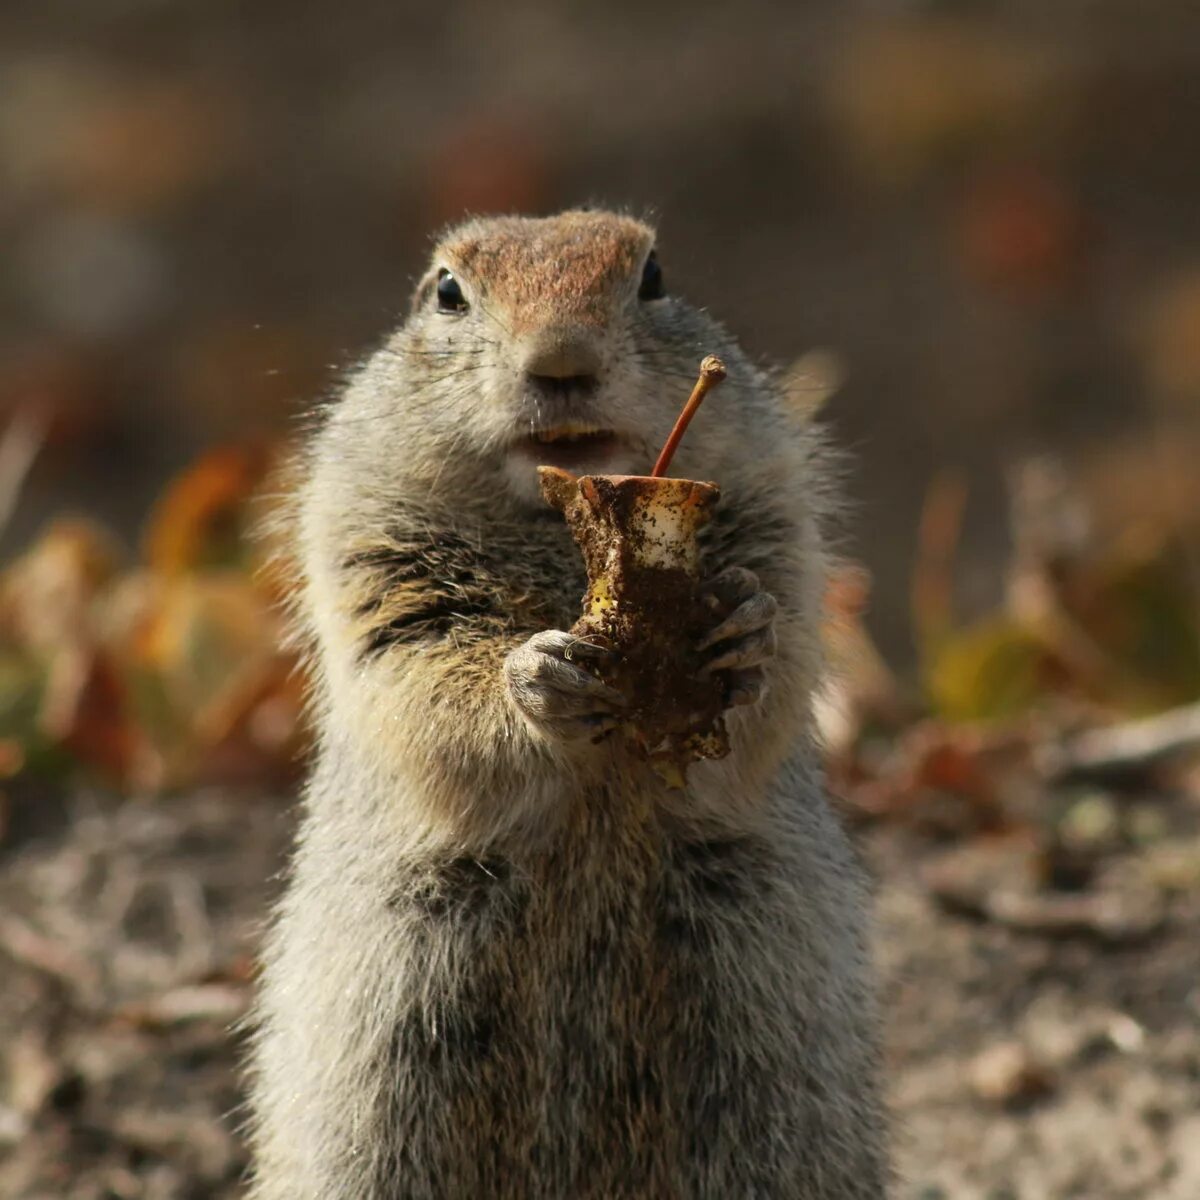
left=521, top=334, right=602, bottom=382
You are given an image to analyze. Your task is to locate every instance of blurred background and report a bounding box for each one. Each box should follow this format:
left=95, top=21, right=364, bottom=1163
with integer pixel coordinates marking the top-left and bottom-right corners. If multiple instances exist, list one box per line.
left=4, top=0, right=1199, bottom=658
left=3, top=3, right=1200, bottom=1198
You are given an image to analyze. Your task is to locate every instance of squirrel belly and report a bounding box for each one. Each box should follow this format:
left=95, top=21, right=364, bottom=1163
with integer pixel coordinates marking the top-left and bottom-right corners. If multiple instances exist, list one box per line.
left=246, top=210, right=888, bottom=1199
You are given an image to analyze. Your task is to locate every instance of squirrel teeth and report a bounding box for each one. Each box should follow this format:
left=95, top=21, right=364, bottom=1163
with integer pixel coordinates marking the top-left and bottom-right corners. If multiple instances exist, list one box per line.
left=529, top=426, right=615, bottom=445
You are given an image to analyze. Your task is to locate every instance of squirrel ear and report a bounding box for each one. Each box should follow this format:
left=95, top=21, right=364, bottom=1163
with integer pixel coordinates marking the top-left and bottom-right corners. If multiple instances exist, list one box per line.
left=638, top=251, right=665, bottom=301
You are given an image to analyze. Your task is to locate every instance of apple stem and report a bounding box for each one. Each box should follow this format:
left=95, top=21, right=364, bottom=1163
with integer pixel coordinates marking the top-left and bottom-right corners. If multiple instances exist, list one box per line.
left=650, top=355, right=727, bottom=478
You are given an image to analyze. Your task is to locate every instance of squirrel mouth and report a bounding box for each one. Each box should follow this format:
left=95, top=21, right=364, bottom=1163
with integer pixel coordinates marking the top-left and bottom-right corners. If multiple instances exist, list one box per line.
left=518, top=425, right=624, bottom=468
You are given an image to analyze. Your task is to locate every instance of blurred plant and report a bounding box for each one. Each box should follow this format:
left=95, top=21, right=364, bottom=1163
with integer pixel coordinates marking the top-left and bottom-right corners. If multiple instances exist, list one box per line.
left=0, top=64, right=235, bottom=215
left=956, top=165, right=1090, bottom=301
left=827, top=21, right=1055, bottom=188
left=0, top=443, right=306, bottom=793
left=1143, top=269, right=1200, bottom=409
left=919, top=456, right=1200, bottom=722
left=1, top=424, right=1197, bottom=853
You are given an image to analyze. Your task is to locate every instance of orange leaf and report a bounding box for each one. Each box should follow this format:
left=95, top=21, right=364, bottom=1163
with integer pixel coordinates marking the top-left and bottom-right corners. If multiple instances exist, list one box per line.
left=143, top=444, right=274, bottom=576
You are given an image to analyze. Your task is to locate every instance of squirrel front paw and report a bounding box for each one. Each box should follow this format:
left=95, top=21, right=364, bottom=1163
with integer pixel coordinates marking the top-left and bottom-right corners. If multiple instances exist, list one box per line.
left=504, top=630, right=626, bottom=742
left=697, top=566, right=778, bottom=709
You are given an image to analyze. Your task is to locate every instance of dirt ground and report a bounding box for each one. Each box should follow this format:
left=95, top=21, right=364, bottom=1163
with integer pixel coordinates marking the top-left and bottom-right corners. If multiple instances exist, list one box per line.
left=1, top=779, right=1197, bottom=1200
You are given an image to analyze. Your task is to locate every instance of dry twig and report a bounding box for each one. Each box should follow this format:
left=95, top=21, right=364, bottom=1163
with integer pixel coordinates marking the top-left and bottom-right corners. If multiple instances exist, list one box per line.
left=0, top=407, right=49, bottom=537
left=1040, top=700, right=1200, bottom=783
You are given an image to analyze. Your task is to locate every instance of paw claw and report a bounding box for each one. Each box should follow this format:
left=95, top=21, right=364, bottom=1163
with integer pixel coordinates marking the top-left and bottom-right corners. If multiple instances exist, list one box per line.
left=562, top=635, right=616, bottom=666
left=724, top=667, right=767, bottom=708
left=699, top=566, right=761, bottom=614
left=697, top=591, right=777, bottom=651
left=702, top=626, right=777, bottom=674
left=694, top=572, right=778, bottom=709
left=504, top=630, right=627, bottom=742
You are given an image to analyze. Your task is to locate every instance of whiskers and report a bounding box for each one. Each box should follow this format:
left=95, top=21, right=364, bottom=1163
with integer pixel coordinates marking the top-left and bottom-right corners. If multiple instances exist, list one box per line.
left=325, top=360, right=495, bottom=427
left=624, top=328, right=725, bottom=387
left=626, top=347, right=722, bottom=388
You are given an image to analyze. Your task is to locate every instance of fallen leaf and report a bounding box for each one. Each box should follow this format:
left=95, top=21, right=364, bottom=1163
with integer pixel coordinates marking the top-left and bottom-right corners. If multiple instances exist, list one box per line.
left=38, top=645, right=142, bottom=782
left=0, top=518, right=120, bottom=654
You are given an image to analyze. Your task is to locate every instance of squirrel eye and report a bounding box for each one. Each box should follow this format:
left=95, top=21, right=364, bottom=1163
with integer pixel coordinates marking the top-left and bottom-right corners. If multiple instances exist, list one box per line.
left=436, top=269, right=468, bottom=313
left=638, top=251, right=664, bottom=301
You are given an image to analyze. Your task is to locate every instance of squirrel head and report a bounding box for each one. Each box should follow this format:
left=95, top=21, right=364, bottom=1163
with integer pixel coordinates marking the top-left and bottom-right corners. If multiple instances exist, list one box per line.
left=383, top=209, right=749, bottom=509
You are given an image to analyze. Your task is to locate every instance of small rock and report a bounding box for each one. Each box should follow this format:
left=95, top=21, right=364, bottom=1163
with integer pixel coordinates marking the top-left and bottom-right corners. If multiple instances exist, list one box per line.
left=1059, top=792, right=1120, bottom=851
left=0, top=1104, right=28, bottom=1146
left=970, top=1041, right=1056, bottom=1108
left=1106, top=1012, right=1147, bottom=1054
left=6, top=1032, right=61, bottom=1117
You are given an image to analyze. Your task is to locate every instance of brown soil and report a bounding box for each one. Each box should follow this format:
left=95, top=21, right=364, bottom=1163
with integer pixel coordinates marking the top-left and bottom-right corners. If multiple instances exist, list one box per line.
left=1, top=781, right=1197, bottom=1199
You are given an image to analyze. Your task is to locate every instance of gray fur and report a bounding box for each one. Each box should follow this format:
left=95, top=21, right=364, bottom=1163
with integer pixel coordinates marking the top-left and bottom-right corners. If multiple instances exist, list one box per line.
left=246, top=210, right=888, bottom=1198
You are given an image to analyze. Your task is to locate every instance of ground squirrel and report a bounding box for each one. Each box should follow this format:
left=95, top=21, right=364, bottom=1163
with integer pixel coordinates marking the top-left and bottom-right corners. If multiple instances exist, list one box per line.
left=247, top=210, right=888, bottom=1198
